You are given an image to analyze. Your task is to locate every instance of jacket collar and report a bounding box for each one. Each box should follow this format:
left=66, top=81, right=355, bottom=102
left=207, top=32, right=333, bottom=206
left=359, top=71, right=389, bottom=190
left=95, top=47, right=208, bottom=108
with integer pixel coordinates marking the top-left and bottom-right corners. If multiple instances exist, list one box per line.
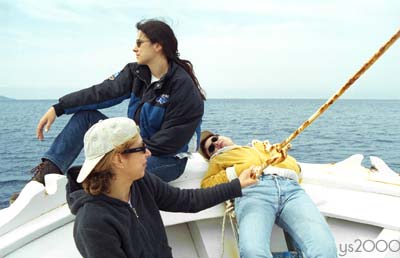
left=135, top=61, right=178, bottom=89
left=66, top=167, right=135, bottom=214
left=210, top=145, right=241, bottom=159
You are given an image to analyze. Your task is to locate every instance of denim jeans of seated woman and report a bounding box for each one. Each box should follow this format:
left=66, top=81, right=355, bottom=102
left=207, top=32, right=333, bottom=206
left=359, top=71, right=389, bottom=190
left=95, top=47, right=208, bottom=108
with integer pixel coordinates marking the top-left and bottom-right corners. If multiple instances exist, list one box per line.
left=234, top=175, right=338, bottom=258
left=42, top=110, right=187, bottom=182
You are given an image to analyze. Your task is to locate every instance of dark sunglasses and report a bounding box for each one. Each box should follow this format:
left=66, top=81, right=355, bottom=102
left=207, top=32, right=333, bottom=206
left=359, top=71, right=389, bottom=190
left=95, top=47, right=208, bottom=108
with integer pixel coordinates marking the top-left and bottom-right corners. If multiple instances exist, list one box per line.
left=206, top=135, right=219, bottom=155
left=122, top=143, right=147, bottom=154
left=136, top=39, right=151, bottom=48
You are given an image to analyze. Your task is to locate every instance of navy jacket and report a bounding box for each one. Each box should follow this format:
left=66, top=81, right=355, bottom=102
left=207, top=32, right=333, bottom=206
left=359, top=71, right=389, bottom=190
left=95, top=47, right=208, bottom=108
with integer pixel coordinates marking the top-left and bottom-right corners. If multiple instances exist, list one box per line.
left=53, top=61, right=204, bottom=156
left=66, top=169, right=242, bottom=258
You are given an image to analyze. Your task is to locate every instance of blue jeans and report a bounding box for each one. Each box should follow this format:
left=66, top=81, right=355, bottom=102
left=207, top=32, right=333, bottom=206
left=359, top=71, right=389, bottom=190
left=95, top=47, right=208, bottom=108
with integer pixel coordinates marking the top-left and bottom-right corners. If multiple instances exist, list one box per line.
left=235, top=175, right=337, bottom=258
left=43, top=110, right=186, bottom=182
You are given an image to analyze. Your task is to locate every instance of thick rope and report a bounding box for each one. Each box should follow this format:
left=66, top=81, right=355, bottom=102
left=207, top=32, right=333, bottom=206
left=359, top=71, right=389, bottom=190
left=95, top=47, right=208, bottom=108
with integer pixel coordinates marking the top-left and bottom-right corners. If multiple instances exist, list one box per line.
left=259, top=28, right=400, bottom=174
left=220, top=200, right=236, bottom=258
left=229, top=210, right=239, bottom=244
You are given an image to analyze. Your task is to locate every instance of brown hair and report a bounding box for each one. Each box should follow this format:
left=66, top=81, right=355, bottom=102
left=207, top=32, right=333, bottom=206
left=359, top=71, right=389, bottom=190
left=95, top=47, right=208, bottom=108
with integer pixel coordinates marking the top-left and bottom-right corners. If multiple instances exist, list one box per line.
left=200, top=137, right=211, bottom=160
left=82, top=136, right=138, bottom=195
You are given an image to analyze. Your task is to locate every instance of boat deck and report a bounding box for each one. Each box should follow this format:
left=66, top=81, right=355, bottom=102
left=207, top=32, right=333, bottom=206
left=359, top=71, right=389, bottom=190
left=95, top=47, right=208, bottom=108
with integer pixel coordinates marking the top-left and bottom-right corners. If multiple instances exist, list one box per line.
left=1, top=154, right=399, bottom=257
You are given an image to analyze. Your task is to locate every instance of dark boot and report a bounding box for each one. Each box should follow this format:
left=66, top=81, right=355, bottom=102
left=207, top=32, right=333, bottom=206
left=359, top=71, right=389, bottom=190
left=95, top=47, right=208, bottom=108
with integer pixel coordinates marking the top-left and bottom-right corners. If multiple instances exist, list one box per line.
left=9, top=160, right=63, bottom=204
left=30, top=159, right=63, bottom=184
left=9, top=193, right=20, bottom=205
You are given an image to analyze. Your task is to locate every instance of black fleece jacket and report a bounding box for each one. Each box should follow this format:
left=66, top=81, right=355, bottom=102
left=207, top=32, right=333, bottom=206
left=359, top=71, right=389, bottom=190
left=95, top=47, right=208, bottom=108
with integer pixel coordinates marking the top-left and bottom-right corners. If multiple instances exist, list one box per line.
left=66, top=169, right=242, bottom=258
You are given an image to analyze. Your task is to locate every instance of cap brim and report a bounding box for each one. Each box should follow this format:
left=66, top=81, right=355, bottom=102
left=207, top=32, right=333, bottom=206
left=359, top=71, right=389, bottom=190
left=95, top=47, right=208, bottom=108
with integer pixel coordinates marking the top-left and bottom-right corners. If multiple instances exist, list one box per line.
left=76, top=155, right=105, bottom=183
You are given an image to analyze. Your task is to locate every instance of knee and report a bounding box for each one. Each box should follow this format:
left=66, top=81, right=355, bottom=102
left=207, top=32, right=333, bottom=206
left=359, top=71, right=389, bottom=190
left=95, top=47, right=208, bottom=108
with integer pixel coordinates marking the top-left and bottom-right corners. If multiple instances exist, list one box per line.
left=71, top=110, right=101, bottom=120
left=70, top=110, right=107, bottom=127
left=324, top=241, right=338, bottom=258
left=239, top=242, right=272, bottom=258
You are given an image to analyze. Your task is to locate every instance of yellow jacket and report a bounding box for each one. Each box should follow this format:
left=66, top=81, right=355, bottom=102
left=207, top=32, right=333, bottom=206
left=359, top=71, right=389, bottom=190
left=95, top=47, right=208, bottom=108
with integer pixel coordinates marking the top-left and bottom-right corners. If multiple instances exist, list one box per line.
left=201, top=140, right=301, bottom=188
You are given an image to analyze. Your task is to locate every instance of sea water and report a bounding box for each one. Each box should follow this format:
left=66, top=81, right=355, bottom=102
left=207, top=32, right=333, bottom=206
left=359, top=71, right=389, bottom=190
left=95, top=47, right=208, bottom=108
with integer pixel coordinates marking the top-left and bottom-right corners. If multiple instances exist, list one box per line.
left=0, top=99, right=399, bottom=208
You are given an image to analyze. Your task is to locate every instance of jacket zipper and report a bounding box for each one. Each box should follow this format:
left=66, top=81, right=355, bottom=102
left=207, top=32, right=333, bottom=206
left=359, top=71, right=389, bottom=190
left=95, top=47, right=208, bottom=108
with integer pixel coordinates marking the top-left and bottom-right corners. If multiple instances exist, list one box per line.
left=132, top=207, right=139, bottom=218
left=133, top=80, right=163, bottom=123
left=131, top=207, right=146, bottom=230
left=131, top=207, right=153, bottom=245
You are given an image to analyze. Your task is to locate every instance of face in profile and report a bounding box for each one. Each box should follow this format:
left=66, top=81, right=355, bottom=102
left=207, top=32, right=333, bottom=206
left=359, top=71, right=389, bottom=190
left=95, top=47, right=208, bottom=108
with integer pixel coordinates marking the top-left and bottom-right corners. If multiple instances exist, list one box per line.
left=133, top=31, right=157, bottom=65
left=119, top=136, right=151, bottom=181
left=204, top=135, right=234, bottom=158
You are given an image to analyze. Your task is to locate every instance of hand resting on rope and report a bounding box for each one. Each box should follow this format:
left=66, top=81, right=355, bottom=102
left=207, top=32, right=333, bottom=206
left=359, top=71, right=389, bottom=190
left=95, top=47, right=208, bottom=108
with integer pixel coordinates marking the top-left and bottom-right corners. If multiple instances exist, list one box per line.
left=238, top=165, right=259, bottom=187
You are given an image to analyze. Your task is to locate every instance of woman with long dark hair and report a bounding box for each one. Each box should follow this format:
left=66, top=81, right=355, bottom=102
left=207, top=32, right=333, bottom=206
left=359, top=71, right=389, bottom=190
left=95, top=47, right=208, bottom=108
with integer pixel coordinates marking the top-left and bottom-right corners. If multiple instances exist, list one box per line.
left=14, top=19, right=205, bottom=200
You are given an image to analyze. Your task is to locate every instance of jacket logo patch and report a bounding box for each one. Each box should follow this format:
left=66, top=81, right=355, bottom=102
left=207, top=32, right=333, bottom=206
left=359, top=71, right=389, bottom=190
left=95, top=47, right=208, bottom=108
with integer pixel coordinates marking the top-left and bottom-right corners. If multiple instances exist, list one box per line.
left=108, top=71, right=120, bottom=80
left=156, top=94, right=169, bottom=105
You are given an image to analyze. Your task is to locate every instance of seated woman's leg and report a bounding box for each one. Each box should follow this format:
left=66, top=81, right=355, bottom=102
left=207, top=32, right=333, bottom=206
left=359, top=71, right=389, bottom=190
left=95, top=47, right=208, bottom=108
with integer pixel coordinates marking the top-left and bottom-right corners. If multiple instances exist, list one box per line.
left=42, top=110, right=108, bottom=173
left=145, top=156, right=187, bottom=182
left=277, top=181, right=337, bottom=258
left=235, top=178, right=279, bottom=258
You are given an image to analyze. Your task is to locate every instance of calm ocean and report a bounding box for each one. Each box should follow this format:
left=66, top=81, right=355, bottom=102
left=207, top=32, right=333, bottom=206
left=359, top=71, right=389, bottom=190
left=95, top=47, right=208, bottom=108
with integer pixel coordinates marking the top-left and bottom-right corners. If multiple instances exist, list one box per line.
left=0, top=99, right=399, bottom=208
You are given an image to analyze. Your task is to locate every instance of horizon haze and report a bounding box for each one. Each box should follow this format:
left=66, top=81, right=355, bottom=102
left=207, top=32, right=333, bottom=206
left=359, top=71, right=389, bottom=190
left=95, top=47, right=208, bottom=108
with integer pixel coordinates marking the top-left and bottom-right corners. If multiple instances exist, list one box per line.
left=1, top=0, right=399, bottom=100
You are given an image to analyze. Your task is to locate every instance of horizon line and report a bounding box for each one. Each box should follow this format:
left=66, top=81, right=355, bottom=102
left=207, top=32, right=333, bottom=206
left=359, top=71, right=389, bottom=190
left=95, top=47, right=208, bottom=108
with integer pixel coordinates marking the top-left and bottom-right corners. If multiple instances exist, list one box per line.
left=1, top=96, right=399, bottom=101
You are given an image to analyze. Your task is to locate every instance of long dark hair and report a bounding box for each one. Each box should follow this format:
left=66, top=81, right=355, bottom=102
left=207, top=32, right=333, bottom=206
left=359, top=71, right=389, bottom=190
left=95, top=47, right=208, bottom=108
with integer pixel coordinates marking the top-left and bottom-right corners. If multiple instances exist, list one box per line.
left=136, top=19, right=206, bottom=100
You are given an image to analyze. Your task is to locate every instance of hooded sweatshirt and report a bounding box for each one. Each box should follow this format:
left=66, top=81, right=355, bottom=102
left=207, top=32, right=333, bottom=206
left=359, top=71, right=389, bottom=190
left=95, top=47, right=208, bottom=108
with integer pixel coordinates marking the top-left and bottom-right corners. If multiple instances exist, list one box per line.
left=66, top=168, right=242, bottom=258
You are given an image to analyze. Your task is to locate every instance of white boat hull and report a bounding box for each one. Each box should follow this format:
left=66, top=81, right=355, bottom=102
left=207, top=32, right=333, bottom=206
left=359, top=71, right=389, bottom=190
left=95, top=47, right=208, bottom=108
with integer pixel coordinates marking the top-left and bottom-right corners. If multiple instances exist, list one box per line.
left=1, top=154, right=399, bottom=258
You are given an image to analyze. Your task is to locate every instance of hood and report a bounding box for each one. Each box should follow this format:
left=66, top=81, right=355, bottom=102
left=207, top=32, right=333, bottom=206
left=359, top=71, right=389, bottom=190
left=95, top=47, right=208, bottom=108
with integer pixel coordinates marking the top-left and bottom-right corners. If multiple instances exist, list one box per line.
left=66, top=166, right=132, bottom=215
left=66, top=166, right=95, bottom=215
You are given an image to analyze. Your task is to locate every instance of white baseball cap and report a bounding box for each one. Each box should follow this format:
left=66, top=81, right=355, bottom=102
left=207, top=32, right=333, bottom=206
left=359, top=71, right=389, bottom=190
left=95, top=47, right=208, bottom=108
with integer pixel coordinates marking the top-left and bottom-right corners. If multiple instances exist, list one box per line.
left=77, top=117, right=139, bottom=183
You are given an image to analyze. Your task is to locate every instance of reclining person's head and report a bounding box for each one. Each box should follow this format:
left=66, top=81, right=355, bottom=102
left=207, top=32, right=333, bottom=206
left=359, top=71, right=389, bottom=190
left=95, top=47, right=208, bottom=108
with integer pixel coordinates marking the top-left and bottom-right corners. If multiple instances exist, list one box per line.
left=199, top=131, right=234, bottom=160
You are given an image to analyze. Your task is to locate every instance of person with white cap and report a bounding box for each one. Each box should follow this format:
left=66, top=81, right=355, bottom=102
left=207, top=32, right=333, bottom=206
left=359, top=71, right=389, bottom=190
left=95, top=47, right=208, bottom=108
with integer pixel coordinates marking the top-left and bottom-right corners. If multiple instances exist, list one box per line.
left=199, top=130, right=338, bottom=258
left=66, top=117, right=257, bottom=258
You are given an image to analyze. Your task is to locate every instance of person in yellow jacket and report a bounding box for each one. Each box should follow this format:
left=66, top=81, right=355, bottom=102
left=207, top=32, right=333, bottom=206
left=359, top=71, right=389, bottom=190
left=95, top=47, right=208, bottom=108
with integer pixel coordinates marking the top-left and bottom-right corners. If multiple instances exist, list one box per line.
left=199, top=131, right=337, bottom=258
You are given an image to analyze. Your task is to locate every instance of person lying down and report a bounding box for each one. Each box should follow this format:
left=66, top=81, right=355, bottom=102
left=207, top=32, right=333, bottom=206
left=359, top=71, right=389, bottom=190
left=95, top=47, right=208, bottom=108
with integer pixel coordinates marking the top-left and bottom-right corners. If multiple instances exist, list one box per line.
left=199, top=130, right=338, bottom=258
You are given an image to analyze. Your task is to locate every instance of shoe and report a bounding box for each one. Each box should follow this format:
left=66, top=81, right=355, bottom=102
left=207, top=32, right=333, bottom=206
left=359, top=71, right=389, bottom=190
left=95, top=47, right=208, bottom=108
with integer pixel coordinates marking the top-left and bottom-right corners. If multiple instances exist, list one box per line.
left=9, top=192, right=19, bottom=205
left=30, top=159, right=63, bottom=184
left=9, top=160, right=63, bottom=204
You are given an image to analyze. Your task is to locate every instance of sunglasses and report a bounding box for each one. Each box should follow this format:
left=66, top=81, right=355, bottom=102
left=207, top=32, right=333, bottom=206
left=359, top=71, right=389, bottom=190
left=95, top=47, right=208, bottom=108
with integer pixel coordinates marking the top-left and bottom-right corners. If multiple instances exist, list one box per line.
left=122, top=143, right=147, bottom=154
left=206, top=135, right=219, bottom=155
left=136, top=39, right=151, bottom=48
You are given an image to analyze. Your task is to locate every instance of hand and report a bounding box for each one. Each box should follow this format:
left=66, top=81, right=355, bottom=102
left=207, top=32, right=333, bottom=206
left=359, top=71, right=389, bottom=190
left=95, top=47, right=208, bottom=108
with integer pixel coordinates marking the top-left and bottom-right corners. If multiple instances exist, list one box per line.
left=238, top=166, right=259, bottom=188
left=36, top=107, right=56, bottom=140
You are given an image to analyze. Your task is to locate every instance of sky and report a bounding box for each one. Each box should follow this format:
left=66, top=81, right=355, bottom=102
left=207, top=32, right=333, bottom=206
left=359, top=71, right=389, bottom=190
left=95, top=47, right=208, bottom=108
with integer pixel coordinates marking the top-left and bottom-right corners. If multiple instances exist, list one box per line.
left=1, top=0, right=399, bottom=99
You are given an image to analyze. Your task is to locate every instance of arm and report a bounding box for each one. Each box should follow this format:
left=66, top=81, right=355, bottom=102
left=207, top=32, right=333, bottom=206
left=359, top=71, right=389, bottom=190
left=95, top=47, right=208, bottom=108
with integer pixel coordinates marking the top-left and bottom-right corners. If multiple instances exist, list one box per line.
left=147, top=173, right=240, bottom=212
left=144, top=77, right=204, bottom=155
left=54, top=63, right=136, bottom=116
left=148, top=168, right=257, bottom=213
left=36, top=64, right=135, bottom=139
